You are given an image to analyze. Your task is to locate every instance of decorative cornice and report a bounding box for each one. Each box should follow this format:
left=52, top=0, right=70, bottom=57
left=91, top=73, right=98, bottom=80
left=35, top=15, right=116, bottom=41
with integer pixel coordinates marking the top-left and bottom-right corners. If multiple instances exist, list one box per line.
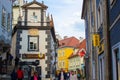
left=22, top=0, right=48, bottom=9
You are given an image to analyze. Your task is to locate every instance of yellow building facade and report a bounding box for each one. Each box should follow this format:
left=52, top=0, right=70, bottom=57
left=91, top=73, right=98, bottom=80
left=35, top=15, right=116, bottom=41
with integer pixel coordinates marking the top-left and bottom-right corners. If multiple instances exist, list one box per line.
left=57, top=47, right=74, bottom=72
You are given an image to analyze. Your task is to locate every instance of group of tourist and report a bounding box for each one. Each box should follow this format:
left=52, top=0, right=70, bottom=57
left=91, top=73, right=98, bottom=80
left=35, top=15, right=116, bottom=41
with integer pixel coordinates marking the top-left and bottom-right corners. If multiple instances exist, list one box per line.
left=11, top=67, right=24, bottom=80
left=57, top=68, right=82, bottom=80
left=11, top=67, right=82, bottom=80
left=11, top=66, right=41, bottom=80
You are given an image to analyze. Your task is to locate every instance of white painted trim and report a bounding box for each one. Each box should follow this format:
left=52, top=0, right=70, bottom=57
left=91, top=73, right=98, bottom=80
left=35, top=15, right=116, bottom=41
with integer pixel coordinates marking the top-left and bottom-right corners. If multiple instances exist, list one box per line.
left=98, top=54, right=105, bottom=80
left=112, top=42, right=120, bottom=49
left=79, top=48, right=86, bottom=53
left=110, top=0, right=116, bottom=9
left=112, top=42, right=120, bottom=80
left=110, top=14, right=120, bottom=30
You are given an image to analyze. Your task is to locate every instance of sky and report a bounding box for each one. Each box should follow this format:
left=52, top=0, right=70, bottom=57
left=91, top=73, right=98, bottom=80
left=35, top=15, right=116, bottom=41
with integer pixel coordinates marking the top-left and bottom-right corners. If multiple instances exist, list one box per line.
left=28, top=0, right=85, bottom=39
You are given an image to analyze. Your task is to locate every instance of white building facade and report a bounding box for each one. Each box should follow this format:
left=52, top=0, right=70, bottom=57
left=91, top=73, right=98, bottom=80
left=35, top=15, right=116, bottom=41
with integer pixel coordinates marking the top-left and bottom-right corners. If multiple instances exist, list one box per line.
left=12, top=0, right=56, bottom=80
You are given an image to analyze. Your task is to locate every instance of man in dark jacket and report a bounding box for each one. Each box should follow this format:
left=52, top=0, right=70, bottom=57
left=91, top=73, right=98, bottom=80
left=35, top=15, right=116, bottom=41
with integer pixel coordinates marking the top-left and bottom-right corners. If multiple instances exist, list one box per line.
left=11, top=69, right=17, bottom=80
left=58, top=68, right=67, bottom=80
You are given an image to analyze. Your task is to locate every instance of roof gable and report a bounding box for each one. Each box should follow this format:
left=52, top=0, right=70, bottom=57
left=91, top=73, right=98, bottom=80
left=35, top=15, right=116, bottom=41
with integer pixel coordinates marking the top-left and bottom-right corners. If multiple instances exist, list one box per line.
left=22, top=0, right=48, bottom=9
left=28, top=3, right=42, bottom=8
left=78, top=39, right=86, bottom=50
left=68, top=39, right=86, bottom=59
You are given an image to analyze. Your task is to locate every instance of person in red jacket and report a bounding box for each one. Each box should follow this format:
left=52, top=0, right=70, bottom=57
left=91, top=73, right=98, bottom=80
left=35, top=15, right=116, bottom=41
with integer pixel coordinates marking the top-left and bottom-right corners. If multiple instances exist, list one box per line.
left=17, top=67, right=24, bottom=80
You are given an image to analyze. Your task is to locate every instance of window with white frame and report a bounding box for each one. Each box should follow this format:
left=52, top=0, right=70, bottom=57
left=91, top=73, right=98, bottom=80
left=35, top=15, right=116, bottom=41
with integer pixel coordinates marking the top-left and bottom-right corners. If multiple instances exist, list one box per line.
left=2, top=7, right=6, bottom=27
left=112, top=47, right=120, bottom=80
left=58, top=53, right=59, bottom=57
left=110, top=0, right=116, bottom=5
left=99, top=57, right=104, bottom=80
left=28, top=36, right=39, bottom=51
left=62, top=51, right=64, bottom=56
left=97, top=3, right=103, bottom=28
left=62, top=61, right=64, bottom=67
left=98, top=7, right=100, bottom=28
left=7, top=13, right=10, bottom=31
left=31, top=12, right=38, bottom=22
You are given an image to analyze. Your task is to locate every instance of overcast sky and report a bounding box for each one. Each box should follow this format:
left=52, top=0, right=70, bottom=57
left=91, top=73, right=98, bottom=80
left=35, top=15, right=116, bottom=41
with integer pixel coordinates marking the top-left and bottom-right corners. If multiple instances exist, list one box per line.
left=28, top=0, right=85, bottom=39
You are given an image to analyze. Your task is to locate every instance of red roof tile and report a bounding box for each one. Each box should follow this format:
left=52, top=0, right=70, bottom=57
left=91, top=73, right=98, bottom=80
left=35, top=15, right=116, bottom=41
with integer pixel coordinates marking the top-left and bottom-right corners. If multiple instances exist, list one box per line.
left=78, top=39, right=86, bottom=50
left=59, top=37, right=80, bottom=48
left=68, top=39, right=86, bottom=58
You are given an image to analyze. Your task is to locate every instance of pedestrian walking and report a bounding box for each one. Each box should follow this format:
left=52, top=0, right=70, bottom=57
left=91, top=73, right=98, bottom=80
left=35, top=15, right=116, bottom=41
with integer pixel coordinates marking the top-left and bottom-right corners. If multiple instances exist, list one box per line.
left=11, top=68, right=17, bottom=80
left=74, top=71, right=78, bottom=80
left=76, top=69, right=81, bottom=80
left=66, top=72, right=70, bottom=80
left=17, top=67, right=24, bottom=80
left=58, top=68, right=67, bottom=80
left=30, top=71, right=40, bottom=80
left=70, top=71, right=74, bottom=80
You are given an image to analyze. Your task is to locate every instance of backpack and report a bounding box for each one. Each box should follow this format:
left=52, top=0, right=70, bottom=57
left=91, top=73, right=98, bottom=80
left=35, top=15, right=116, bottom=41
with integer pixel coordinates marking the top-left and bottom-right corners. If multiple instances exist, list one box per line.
left=77, top=73, right=81, bottom=78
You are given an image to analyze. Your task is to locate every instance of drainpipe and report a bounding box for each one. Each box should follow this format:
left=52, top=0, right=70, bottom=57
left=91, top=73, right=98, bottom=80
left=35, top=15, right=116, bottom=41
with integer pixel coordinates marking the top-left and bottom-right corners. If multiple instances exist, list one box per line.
left=103, top=0, right=112, bottom=80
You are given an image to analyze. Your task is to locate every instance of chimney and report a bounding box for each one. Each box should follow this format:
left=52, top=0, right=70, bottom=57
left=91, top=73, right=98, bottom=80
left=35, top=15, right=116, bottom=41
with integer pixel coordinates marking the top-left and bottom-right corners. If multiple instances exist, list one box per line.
left=64, top=36, right=68, bottom=39
left=42, top=1, right=44, bottom=4
left=79, top=37, right=83, bottom=42
left=26, top=1, right=27, bottom=3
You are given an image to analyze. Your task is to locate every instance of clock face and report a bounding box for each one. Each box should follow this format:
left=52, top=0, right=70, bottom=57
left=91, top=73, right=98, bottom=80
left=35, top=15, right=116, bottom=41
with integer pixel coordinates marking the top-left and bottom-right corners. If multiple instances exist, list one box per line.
left=28, top=29, right=39, bottom=35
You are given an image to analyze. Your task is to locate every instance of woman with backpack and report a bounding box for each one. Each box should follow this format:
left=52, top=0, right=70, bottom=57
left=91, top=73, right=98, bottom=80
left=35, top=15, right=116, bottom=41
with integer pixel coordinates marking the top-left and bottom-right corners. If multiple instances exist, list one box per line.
left=77, top=69, right=81, bottom=80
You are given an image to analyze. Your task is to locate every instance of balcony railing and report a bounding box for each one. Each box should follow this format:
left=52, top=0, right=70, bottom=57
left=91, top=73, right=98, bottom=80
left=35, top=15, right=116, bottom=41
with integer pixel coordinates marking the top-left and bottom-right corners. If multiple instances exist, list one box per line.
left=17, top=21, right=50, bottom=27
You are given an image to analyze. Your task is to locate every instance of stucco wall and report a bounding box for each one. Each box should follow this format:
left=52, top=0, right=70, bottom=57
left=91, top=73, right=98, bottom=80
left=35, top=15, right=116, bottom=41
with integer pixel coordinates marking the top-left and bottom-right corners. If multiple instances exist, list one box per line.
left=19, top=30, right=48, bottom=78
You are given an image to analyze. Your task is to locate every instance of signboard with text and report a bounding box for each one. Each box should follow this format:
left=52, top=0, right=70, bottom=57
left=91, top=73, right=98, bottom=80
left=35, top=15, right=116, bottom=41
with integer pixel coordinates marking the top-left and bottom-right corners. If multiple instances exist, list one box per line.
left=22, top=53, right=45, bottom=59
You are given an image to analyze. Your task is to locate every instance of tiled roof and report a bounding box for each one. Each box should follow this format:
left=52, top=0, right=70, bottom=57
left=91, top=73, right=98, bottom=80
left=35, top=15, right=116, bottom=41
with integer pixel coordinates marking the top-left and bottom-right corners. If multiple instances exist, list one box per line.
left=68, top=39, right=86, bottom=58
left=78, top=39, right=86, bottom=50
left=59, top=37, right=80, bottom=48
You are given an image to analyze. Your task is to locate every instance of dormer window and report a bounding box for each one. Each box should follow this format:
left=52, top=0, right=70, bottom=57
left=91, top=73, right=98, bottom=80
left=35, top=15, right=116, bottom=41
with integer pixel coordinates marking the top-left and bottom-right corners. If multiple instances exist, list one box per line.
left=31, top=12, right=37, bottom=22
left=33, top=12, right=35, bottom=16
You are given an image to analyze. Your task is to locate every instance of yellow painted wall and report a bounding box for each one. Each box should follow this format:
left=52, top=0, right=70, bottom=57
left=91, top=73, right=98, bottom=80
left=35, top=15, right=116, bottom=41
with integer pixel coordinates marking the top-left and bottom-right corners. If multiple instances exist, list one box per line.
left=57, top=47, right=74, bottom=71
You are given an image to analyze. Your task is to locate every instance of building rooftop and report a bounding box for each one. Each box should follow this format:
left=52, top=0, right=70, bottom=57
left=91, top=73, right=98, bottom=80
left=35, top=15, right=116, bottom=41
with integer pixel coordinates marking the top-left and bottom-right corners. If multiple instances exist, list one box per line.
left=59, top=36, right=80, bottom=48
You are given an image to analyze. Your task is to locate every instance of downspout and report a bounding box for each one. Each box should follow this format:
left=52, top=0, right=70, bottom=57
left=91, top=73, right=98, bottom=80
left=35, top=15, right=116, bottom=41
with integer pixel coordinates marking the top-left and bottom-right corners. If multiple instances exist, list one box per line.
left=103, top=0, right=112, bottom=80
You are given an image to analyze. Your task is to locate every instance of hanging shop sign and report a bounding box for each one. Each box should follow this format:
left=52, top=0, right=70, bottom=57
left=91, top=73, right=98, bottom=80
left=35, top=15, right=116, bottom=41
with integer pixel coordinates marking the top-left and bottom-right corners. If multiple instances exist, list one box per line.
left=22, top=53, right=45, bottom=59
left=92, top=34, right=100, bottom=47
left=98, top=44, right=104, bottom=54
